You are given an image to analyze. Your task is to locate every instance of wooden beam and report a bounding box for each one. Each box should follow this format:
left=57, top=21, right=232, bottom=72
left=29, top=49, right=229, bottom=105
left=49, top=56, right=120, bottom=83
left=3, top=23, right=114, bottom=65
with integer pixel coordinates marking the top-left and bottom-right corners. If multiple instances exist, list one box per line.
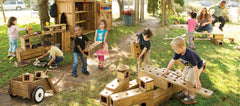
left=140, top=0, right=144, bottom=22
left=139, top=65, right=214, bottom=97
left=105, top=78, right=129, bottom=93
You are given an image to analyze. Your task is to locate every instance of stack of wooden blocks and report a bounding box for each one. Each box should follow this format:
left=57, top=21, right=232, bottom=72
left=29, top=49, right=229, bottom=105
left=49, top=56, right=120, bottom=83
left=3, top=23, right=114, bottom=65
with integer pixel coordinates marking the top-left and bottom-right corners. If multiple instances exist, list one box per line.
left=16, top=47, right=45, bottom=62
left=99, top=65, right=213, bottom=106
left=88, top=41, right=103, bottom=56
left=22, top=71, right=46, bottom=83
left=130, top=42, right=142, bottom=58
left=211, top=34, right=224, bottom=46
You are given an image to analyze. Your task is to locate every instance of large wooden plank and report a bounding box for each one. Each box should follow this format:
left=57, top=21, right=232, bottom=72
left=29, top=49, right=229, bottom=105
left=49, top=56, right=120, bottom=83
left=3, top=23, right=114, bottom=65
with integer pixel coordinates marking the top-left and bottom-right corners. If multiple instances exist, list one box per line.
left=128, top=79, right=138, bottom=90
left=139, top=66, right=213, bottom=97
left=110, top=88, right=153, bottom=106
left=88, top=41, right=103, bottom=56
left=106, top=78, right=129, bottom=93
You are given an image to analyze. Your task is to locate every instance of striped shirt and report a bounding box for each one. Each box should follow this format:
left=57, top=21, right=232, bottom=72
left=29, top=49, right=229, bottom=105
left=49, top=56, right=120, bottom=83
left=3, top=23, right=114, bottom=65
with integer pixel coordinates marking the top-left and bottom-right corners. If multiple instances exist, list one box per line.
left=8, top=25, right=26, bottom=39
left=211, top=5, right=226, bottom=17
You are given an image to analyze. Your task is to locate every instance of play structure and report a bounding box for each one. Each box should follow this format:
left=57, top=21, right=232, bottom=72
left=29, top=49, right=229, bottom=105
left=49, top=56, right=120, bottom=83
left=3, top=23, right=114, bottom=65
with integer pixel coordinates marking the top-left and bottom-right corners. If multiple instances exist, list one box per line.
left=8, top=71, right=64, bottom=103
left=99, top=65, right=213, bottom=106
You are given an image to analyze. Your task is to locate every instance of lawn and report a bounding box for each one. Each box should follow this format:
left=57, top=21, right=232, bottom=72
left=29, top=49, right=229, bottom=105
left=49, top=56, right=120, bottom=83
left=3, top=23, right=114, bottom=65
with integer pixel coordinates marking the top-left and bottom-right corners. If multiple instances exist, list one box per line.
left=0, top=22, right=239, bottom=106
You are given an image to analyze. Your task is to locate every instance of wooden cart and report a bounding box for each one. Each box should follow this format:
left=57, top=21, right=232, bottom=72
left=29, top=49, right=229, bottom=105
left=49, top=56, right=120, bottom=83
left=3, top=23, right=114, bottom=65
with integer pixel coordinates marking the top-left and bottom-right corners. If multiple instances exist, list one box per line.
left=8, top=74, right=63, bottom=103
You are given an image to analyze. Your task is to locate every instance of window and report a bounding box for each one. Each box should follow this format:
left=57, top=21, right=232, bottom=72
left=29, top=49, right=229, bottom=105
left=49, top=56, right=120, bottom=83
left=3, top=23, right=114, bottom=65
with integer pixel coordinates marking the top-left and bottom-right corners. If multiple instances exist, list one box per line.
left=17, top=1, right=24, bottom=4
left=4, top=1, right=11, bottom=5
left=10, top=1, right=16, bottom=5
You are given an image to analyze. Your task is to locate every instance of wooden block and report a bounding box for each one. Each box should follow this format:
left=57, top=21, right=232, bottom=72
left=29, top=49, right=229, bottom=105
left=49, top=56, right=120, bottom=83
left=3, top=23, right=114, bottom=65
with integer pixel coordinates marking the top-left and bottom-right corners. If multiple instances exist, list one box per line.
left=228, top=37, right=234, bottom=43
left=140, top=66, right=213, bottom=97
left=211, top=38, right=223, bottom=46
left=130, top=42, right=142, bottom=58
left=106, top=78, right=129, bottom=93
left=139, top=76, right=154, bottom=92
left=110, top=88, right=153, bottom=106
left=129, top=79, right=138, bottom=90
left=117, top=65, right=130, bottom=81
left=138, top=66, right=172, bottom=90
left=22, top=73, right=34, bottom=83
left=88, top=41, right=103, bottom=56
left=213, top=34, right=224, bottom=40
left=34, top=71, right=46, bottom=79
left=99, top=88, right=113, bottom=106
left=16, top=46, right=45, bottom=62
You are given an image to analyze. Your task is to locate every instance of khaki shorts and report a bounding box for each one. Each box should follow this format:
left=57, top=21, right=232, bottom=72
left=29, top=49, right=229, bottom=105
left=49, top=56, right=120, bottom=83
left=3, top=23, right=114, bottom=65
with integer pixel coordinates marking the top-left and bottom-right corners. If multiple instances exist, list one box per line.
left=182, top=66, right=203, bottom=84
left=140, top=50, right=150, bottom=65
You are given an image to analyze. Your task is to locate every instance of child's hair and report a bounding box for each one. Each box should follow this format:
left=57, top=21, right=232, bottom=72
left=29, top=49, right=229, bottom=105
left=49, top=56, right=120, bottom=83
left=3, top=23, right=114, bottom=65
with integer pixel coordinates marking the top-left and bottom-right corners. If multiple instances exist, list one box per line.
left=43, top=41, right=52, bottom=47
left=143, top=28, right=153, bottom=38
left=74, top=26, right=81, bottom=30
left=220, top=0, right=226, bottom=4
left=171, top=37, right=186, bottom=48
left=99, top=19, right=107, bottom=29
left=7, top=17, right=17, bottom=28
left=191, top=12, right=197, bottom=18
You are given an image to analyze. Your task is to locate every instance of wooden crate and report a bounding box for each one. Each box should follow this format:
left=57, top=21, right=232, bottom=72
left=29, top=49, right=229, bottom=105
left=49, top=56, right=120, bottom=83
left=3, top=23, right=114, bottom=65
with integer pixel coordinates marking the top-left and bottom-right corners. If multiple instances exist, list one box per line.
left=130, top=42, right=142, bottom=58
left=117, top=65, right=130, bottom=81
left=213, top=34, right=224, bottom=40
left=20, top=37, right=31, bottom=50
left=35, top=71, right=46, bottom=80
left=211, top=38, right=223, bottom=46
left=99, top=88, right=113, bottom=106
left=16, top=46, right=45, bottom=62
left=88, top=41, right=103, bottom=56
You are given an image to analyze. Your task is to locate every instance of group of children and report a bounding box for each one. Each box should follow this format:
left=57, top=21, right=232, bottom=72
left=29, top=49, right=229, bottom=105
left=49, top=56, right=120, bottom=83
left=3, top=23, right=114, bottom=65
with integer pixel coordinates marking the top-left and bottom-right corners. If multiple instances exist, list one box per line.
left=187, top=0, right=228, bottom=49
left=6, top=0, right=230, bottom=104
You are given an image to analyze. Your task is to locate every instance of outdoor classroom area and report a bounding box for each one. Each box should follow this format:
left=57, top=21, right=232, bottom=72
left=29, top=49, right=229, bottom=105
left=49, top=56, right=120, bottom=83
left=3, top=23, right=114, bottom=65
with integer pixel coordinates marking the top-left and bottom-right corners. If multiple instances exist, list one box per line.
left=0, top=0, right=239, bottom=106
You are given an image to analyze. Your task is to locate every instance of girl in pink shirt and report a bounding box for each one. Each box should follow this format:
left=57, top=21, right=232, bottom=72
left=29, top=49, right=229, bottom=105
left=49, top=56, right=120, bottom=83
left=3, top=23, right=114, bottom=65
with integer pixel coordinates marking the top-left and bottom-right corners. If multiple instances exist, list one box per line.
left=187, top=12, right=198, bottom=50
left=7, top=17, right=26, bottom=58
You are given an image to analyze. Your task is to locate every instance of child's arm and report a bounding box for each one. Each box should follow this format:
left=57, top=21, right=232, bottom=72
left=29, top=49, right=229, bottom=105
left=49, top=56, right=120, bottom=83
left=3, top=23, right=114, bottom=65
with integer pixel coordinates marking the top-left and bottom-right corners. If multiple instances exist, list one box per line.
left=38, top=52, right=50, bottom=59
left=16, top=26, right=26, bottom=32
left=94, top=30, right=98, bottom=42
left=48, top=54, right=56, bottom=66
left=77, top=45, right=87, bottom=57
left=194, top=65, right=201, bottom=88
left=103, top=31, right=109, bottom=46
left=136, top=36, right=139, bottom=43
left=162, top=59, right=176, bottom=75
left=137, top=47, right=147, bottom=61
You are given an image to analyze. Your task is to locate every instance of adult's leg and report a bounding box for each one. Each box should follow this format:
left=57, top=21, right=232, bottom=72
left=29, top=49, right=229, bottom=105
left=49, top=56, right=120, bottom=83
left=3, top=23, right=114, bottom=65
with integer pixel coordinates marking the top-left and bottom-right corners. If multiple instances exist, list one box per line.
left=219, top=16, right=226, bottom=29
left=72, top=52, right=79, bottom=75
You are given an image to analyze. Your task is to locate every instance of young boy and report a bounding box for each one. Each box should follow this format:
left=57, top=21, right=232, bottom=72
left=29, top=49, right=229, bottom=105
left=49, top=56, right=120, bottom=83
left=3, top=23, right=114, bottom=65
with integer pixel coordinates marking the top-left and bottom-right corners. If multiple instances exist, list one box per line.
left=136, top=28, right=153, bottom=74
left=38, top=41, right=64, bottom=69
left=72, top=26, right=90, bottom=77
left=209, top=0, right=228, bottom=31
left=162, top=37, right=203, bottom=104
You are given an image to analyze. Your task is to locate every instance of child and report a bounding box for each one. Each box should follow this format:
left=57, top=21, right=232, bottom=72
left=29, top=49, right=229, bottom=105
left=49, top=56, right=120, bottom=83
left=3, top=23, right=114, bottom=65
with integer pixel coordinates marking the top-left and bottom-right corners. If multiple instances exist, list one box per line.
left=72, top=26, right=90, bottom=77
left=38, top=41, right=64, bottom=69
left=162, top=37, right=203, bottom=104
left=136, top=28, right=153, bottom=74
left=7, top=16, right=26, bottom=58
left=209, top=0, right=228, bottom=31
left=186, top=12, right=198, bottom=50
left=94, top=19, right=109, bottom=69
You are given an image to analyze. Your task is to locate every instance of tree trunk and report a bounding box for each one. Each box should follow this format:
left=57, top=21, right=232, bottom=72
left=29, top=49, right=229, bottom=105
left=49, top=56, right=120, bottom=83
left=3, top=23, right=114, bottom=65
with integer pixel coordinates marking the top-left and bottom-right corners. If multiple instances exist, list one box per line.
left=117, top=0, right=124, bottom=20
left=140, top=0, right=144, bottom=22
left=38, top=0, right=50, bottom=30
left=161, top=0, right=166, bottom=26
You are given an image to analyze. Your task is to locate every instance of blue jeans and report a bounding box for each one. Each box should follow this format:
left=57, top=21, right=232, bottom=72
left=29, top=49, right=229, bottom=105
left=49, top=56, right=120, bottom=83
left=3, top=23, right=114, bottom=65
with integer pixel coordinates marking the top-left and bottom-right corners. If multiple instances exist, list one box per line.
left=195, top=24, right=213, bottom=33
left=9, top=39, right=18, bottom=53
left=72, top=52, right=87, bottom=75
left=49, top=55, right=64, bottom=66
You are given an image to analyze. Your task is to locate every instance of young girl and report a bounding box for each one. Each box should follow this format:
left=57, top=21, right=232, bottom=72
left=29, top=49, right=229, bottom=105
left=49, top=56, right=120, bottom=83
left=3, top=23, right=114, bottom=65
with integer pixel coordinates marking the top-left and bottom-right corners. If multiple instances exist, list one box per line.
left=187, top=12, right=198, bottom=50
left=7, top=17, right=26, bottom=58
left=94, top=19, right=109, bottom=69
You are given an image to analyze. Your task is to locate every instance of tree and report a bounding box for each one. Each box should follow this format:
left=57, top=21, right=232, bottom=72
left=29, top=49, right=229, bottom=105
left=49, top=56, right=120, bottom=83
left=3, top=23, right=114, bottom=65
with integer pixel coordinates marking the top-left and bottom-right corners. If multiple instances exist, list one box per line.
left=117, top=0, right=124, bottom=19
left=147, top=0, right=159, bottom=16
left=37, top=0, right=50, bottom=30
left=174, top=0, right=184, bottom=7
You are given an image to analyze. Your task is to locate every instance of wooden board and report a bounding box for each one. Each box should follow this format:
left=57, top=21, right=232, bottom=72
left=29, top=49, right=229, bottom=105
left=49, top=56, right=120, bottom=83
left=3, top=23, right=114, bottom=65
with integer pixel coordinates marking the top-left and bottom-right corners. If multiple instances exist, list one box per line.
left=88, top=41, right=103, bottom=56
left=105, top=78, right=129, bottom=93
left=139, top=65, right=213, bottom=97
left=110, top=88, right=153, bottom=106
left=213, top=34, right=224, bottom=40
left=16, top=46, right=45, bottom=62
left=128, top=79, right=138, bottom=90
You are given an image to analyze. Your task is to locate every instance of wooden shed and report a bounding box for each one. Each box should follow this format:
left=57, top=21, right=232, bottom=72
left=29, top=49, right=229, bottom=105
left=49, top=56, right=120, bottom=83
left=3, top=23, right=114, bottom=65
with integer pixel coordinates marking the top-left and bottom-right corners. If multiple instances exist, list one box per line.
left=55, top=0, right=113, bottom=38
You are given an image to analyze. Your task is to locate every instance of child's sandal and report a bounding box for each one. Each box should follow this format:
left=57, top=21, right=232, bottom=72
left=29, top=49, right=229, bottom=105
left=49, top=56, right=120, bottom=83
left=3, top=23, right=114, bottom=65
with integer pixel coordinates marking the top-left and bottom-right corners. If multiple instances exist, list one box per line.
left=99, top=64, right=103, bottom=69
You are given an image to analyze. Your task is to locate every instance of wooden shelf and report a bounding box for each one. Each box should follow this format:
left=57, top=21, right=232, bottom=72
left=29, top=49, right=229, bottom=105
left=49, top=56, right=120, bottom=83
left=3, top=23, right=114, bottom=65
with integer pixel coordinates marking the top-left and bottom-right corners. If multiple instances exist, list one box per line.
left=76, top=20, right=87, bottom=24
left=82, top=30, right=95, bottom=35
left=75, top=11, right=88, bottom=14
left=100, top=9, right=112, bottom=13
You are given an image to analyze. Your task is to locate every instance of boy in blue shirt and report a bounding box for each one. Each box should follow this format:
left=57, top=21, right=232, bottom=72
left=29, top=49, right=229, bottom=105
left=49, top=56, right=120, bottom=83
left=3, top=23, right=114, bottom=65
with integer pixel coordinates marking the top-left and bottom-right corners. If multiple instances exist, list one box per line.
left=162, top=37, right=203, bottom=104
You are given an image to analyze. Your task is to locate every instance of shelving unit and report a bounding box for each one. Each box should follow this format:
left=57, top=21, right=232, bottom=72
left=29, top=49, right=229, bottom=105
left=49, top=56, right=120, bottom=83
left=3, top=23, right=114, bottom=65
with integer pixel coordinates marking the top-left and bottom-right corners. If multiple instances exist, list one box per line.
left=97, top=1, right=113, bottom=30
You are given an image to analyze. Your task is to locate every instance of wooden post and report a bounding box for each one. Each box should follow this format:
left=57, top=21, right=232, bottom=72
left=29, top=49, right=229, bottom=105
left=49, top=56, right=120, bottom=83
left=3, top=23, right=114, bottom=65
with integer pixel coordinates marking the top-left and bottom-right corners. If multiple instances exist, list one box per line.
left=161, top=0, right=166, bottom=26
left=133, top=0, right=137, bottom=25
left=140, top=0, right=144, bottom=22
left=0, top=0, right=6, bottom=23
left=136, top=0, right=139, bottom=22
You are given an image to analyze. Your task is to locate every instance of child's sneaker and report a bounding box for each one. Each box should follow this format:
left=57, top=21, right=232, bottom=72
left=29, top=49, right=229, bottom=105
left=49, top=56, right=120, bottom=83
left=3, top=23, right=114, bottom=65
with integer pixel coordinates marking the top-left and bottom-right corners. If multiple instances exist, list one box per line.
left=181, top=96, right=196, bottom=104
left=72, top=74, right=78, bottom=77
left=219, top=27, right=223, bottom=31
left=7, top=54, right=12, bottom=58
left=83, top=71, right=90, bottom=75
left=176, top=91, right=187, bottom=100
left=49, top=64, right=58, bottom=69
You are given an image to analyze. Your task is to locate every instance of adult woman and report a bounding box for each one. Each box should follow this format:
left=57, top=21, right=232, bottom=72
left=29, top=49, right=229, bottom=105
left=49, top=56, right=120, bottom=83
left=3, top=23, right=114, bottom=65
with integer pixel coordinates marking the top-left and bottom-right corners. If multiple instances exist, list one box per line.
left=195, top=8, right=213, bottom=38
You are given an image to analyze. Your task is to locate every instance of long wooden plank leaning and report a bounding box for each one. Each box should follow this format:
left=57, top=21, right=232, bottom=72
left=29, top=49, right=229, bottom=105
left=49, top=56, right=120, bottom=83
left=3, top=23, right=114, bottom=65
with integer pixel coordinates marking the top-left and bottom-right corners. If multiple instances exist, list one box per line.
left=139, top=65, right=213, bottom=97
